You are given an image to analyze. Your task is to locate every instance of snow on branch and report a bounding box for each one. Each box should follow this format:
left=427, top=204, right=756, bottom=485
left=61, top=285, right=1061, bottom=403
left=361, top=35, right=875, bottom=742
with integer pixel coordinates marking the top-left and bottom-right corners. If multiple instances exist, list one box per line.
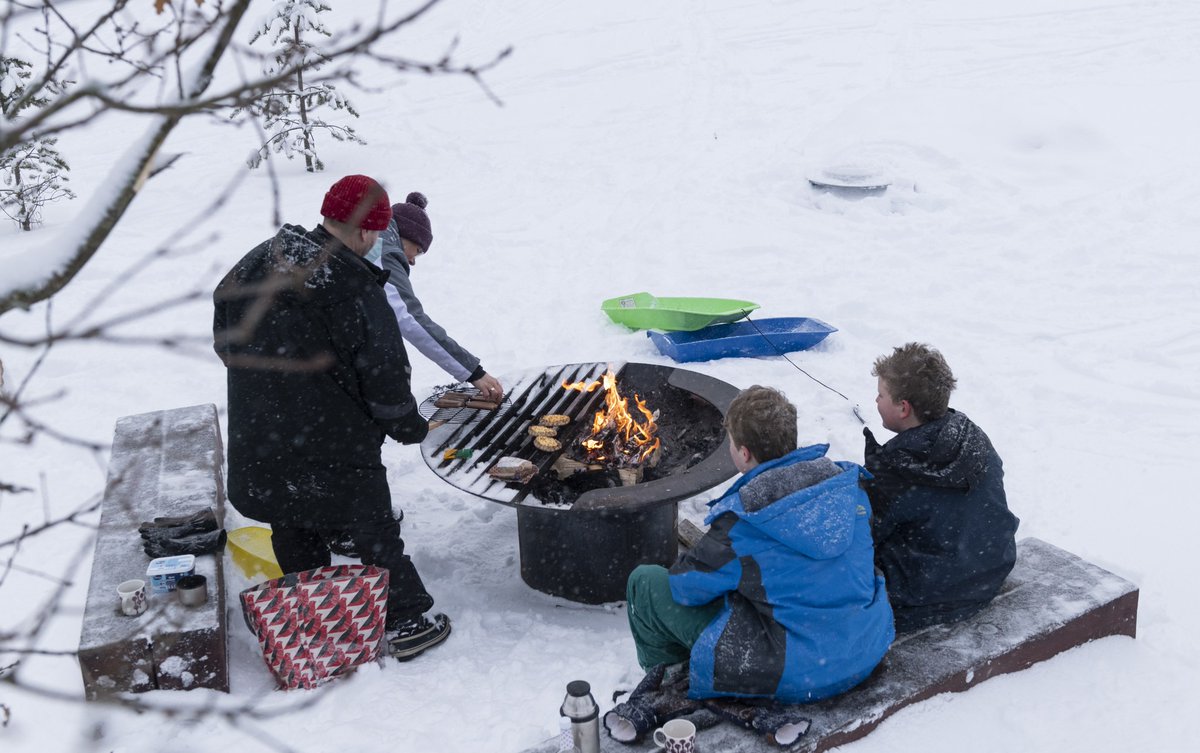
left=0, top=0, right=510, bottom=317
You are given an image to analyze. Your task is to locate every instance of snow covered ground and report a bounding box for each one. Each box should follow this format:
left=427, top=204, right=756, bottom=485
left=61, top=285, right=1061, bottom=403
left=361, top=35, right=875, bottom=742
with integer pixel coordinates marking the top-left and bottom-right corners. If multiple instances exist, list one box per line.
left=2, top=1, right=1198, bottom=751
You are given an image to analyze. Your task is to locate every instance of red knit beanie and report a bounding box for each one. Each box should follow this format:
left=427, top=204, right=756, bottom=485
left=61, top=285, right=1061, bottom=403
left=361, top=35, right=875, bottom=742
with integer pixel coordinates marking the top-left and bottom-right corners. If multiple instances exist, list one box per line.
left=320, top=175, right=392, bottom=230
left=392, top=192, right=433, bottom=251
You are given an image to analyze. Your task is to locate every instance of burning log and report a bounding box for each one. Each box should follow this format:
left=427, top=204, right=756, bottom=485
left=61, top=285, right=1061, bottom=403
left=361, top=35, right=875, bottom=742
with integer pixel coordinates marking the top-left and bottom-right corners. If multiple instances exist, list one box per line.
left=617, top=467, right=641, bottom=487
left=561, top=367, right=661, bottom=476
left=551, top=456, right=604, bottom=479
left=616, top=442, right=661, bottom=486
left=552, top=452, right=657, bottom=487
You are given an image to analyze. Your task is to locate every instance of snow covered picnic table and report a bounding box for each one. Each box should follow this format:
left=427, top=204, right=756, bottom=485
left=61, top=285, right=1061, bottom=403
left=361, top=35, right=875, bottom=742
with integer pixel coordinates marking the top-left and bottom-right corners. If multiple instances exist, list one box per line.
left=520, top=537, right=1138, bottom=753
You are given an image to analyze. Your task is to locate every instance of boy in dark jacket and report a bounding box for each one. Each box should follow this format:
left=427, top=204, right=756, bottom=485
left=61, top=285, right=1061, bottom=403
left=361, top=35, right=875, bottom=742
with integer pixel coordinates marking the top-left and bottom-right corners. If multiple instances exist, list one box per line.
left=624, top=386, right=894, bottom=704
left=865, top=343, right=1019, bottom=632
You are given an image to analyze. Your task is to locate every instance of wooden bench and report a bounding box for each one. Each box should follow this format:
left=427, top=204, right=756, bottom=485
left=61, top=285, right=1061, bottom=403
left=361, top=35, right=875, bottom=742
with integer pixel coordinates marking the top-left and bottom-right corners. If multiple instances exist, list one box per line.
left=521, top=536, right=1138, bottom=753
left=77, top=404, right=229, bottom=698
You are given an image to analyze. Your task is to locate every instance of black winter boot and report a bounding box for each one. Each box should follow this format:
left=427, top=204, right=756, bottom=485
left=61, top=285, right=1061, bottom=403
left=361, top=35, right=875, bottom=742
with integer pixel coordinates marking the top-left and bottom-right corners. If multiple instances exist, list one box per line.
left=386, top=612, right=451, bottom=661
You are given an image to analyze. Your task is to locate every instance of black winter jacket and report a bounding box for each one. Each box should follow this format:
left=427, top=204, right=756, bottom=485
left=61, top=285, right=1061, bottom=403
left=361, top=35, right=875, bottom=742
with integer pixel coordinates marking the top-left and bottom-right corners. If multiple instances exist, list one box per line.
left=213, top=224, right=428, bottom=528
left=863, top=410, right=1018, bottom=632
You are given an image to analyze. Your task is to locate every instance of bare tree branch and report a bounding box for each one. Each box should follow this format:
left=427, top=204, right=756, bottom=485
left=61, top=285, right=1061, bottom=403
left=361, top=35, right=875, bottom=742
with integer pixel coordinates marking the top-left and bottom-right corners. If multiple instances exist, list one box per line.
left=0, top=298, right=54, bottom=427
left=0, top=3, right=511, bottom=745
left=0, top=0, right=257, bottom=314
left=0, top=493, right=100, bottom=549
left=0, top=0, right=509, bottom=320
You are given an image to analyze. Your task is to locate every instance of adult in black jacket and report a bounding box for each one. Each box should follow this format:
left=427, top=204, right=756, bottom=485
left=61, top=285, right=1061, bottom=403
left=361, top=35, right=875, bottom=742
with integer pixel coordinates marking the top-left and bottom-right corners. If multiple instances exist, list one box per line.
left=213, top=175, right=449, bottom=659
left=863, top=343, right=1018, bottom=632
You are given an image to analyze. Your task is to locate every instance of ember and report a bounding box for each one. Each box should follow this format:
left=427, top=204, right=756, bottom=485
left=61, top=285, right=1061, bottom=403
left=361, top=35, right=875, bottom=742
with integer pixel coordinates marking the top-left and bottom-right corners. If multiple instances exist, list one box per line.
left=562, top=367, right=661, bottom=467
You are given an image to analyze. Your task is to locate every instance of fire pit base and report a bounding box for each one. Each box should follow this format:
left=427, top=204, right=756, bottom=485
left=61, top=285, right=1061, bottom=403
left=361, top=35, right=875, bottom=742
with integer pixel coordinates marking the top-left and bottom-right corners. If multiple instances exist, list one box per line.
left=517, top=501, right=678, bottom=604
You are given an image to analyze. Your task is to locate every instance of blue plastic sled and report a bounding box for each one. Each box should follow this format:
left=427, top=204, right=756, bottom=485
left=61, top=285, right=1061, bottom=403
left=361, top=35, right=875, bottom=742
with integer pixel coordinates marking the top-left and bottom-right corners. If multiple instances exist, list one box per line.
left=648, top=317, right=837, bottom=363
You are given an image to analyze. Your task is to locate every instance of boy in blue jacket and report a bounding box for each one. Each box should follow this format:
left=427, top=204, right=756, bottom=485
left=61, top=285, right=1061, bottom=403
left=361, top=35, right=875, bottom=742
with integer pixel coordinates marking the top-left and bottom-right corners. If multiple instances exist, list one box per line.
left=625, top=386, right=894, bottom=704
left=865, top=343, right=1018, bottom=632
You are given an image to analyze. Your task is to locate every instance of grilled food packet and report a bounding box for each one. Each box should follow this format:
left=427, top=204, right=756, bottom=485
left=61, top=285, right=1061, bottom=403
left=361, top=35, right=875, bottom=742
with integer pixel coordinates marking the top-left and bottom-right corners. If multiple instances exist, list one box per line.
left=487, top=456, right=537, bottom=483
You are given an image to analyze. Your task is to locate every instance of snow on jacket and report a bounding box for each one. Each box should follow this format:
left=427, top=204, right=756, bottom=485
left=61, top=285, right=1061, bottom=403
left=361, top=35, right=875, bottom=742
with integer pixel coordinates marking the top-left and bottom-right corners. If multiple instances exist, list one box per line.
left=670, top=445, right=894, bottom=703
left=379, top=220, right=484, bottom=384
left=864, top=409, right=1018, bottom=632
left=213, top=224, right=428, bottom=529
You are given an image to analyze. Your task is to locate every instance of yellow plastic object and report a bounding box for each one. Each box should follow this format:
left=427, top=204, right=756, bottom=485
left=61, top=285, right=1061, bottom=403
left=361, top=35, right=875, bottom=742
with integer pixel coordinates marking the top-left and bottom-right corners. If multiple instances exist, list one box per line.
left=228, top=526, right=283, bottom=580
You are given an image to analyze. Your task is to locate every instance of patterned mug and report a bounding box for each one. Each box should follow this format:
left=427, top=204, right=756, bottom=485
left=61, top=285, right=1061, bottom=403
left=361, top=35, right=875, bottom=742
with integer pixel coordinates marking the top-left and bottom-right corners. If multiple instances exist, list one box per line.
left=117, top=579, right=148, bottom=616
left=653, top=718, right=696, bottom=753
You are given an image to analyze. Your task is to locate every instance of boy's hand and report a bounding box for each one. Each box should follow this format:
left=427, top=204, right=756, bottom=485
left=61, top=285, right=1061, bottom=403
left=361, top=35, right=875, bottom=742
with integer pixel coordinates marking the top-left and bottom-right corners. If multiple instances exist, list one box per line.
left=863, top=427, right=881, bottom=460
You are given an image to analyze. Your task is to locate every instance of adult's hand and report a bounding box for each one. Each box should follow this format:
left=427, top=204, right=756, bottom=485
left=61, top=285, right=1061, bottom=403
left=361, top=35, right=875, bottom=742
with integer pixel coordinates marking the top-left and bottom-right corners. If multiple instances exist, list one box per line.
left=471, top=373, right=505, bottom=401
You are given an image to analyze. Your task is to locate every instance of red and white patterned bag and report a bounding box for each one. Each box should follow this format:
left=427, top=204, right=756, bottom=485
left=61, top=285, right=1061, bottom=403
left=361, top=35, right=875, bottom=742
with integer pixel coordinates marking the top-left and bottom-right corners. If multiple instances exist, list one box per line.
left=240, top=564, right=389, bottom=690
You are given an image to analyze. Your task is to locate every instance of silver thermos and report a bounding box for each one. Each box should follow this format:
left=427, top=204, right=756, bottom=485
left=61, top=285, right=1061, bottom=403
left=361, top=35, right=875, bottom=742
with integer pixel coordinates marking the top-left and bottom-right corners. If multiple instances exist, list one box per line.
left=560, top=680, right=600, bottom=753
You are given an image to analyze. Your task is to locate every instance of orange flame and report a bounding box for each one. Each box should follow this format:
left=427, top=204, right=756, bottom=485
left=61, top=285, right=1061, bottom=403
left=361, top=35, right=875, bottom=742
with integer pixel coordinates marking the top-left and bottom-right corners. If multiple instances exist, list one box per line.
left=562, top=368, right=660, bottom=465
left=562, top=378, right=603, bottom=392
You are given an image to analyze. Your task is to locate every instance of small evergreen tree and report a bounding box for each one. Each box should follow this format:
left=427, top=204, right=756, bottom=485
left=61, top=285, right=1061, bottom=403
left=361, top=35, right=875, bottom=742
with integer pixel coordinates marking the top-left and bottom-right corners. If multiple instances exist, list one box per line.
left=241, top=0, right=364, bottom=172
left=0, top=56, right=75, bottom=231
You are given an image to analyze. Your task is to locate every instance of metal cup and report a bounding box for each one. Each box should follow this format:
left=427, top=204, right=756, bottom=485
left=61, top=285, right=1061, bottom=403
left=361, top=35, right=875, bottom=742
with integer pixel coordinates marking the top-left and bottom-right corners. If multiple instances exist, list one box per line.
left=175, top=574, right=207, bottom=607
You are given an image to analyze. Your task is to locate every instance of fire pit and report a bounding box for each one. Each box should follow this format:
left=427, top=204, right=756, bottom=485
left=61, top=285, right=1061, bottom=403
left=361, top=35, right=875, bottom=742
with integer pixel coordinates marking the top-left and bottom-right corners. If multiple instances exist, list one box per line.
left=420, top=362, right=739, bottom=603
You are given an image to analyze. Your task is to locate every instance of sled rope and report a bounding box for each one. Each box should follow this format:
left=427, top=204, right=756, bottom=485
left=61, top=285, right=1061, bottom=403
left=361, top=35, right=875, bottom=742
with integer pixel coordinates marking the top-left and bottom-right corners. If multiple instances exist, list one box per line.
left=743, top=314, right=866, bottom=426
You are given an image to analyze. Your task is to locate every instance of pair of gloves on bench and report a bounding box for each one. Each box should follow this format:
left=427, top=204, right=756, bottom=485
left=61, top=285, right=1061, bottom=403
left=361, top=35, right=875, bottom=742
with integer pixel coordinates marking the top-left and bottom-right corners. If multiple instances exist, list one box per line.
left=139, top=508, right=226, bottom=558
left=603, top=662, right=811, bottom=748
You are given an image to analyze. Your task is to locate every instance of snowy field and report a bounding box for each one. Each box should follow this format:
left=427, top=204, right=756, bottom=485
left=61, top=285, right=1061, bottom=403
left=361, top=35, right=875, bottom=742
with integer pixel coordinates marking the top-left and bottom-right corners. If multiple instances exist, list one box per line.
left=2, top=1, right=1198, bottom=751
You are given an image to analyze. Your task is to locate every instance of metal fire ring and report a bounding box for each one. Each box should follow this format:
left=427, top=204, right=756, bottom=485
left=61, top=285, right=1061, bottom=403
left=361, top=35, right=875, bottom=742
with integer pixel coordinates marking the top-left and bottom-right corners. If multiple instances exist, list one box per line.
left=418, top=361, right=739, bottom=512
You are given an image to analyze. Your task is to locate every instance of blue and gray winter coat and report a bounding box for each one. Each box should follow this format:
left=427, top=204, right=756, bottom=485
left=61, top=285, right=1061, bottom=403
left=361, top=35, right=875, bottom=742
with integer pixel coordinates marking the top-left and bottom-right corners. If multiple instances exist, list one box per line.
left=669, top=445, right=894, bottom=703
left=864, top=410, right=1018, bottom=632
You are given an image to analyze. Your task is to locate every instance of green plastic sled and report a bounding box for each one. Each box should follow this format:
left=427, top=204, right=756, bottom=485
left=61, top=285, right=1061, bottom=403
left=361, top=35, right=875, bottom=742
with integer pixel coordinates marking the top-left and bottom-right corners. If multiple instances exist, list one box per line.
left=601, top=292, right=760, bottom=332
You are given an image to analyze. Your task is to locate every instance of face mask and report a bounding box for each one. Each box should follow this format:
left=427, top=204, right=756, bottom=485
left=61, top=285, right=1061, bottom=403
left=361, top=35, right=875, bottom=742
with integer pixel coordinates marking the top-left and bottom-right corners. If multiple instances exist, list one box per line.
left=364, top=237, right=383, bottom=264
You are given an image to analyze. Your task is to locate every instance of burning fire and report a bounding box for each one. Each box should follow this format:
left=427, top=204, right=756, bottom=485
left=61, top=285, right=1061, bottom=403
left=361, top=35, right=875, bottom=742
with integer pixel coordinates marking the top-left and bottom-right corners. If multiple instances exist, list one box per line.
left=561, top=368, right=660, bottom=466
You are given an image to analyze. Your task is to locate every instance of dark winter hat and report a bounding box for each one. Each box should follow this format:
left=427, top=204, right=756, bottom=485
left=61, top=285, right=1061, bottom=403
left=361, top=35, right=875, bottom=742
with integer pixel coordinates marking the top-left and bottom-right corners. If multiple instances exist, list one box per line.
left=392, top=192, right=433, bottom=251
left=320, top=174, right=392, bottom=230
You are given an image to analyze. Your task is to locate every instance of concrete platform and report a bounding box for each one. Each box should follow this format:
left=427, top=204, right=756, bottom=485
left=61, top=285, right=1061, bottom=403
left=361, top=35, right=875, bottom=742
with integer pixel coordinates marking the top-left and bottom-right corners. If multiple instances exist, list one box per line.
left=521, top=537, right=1138, bottom=752
left=78, top=404, right=229, bottom=698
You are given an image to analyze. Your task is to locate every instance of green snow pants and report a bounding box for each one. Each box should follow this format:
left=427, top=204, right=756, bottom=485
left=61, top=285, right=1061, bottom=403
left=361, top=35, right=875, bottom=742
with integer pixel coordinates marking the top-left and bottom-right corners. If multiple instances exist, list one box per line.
left=626, top=564, right=723, bottom=670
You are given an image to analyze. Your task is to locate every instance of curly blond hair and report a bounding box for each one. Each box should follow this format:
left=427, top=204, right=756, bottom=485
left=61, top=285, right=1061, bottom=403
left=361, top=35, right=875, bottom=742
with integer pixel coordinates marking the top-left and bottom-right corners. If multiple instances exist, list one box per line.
left=872, top=343, right=957, bottom=422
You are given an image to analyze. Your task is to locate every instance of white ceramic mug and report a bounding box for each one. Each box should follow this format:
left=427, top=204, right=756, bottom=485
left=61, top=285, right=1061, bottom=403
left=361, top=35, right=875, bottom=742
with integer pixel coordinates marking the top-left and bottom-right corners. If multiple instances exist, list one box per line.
left=117, top=579, right=148, bottom=616
left=653, top=718, right=696, bottom=753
